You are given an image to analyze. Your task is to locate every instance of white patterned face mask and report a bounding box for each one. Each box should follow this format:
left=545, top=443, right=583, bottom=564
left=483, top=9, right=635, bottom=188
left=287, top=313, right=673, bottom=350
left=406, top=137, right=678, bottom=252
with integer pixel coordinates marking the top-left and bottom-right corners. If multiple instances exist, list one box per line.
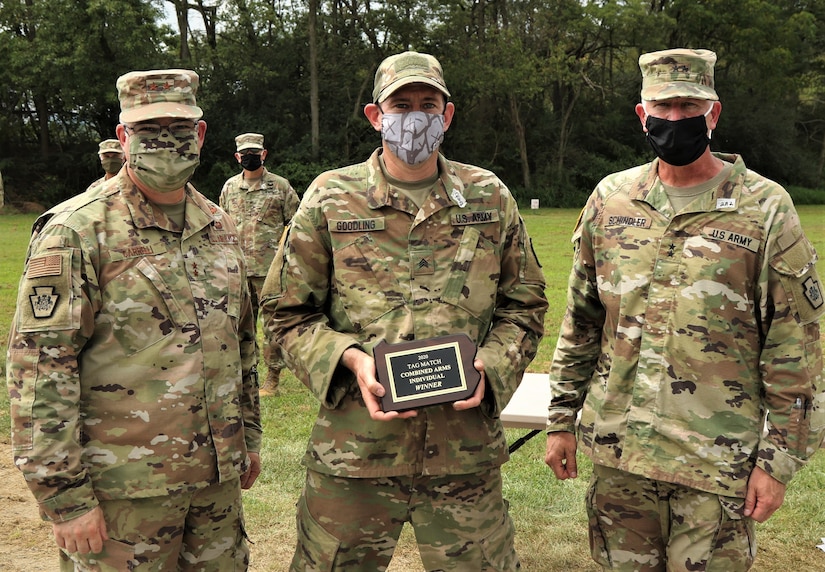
left=381, top=111, right=445, bottom=166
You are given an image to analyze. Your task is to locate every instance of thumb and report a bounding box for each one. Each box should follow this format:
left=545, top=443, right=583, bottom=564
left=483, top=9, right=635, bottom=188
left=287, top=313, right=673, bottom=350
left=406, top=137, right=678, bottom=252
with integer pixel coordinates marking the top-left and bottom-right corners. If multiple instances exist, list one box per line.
left=744, top=482, right=756, bottom=517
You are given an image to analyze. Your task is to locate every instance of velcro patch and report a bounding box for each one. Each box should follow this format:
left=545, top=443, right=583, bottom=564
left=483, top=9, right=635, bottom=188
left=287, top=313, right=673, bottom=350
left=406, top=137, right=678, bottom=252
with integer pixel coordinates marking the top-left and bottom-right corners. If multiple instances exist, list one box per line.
left=451, top=210, right=499, bottom=225
left=329, top=218, right=386, bottom=232
left=26, top=254, right=63, bottom=278
left=18, top=250, right=74, bottom=332
left=606, top=215, right=651, bottom=228
left=411, top=248, right=435, bottom=276
left=29, top=286, right=60, bottom=318
left=803, top=276, right=823, bottom=310
left=704, top=227, right=759, bottom=252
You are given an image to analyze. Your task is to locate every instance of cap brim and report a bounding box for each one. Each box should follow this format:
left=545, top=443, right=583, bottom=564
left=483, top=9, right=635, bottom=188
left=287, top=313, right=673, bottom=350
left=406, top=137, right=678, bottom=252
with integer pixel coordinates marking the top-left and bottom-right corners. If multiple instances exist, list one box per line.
left=237, top=144, right=264, bottom=151
left=376, top=77, right=450, bottom=103
left=120, top=102, right=203, bottom=124
left=641, top=82, right=718, bottom=101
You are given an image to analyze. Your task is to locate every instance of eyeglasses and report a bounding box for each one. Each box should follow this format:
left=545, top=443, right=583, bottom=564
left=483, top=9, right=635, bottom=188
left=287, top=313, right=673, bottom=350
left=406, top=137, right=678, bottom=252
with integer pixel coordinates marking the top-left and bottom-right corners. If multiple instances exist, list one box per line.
left=125, top=121, right=198, bottom=137
left=238, top=150, right=262, bottom=156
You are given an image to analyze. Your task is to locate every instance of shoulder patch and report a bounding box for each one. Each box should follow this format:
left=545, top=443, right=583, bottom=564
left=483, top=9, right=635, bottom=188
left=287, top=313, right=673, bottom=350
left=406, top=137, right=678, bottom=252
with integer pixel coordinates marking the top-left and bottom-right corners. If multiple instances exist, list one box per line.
left=26, top=254, right=63, bottom=279
left=18, top=250, right=74, bottom=332
left=803, top=276, right=823, bottom=310
left=29, top=286, right=60, bottom=318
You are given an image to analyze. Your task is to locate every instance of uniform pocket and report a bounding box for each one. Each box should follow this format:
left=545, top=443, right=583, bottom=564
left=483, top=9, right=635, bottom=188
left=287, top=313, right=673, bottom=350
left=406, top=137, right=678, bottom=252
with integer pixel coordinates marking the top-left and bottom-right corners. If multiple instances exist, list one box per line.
left=441, top=226, right=498, bottom=324
left=65, top=538, right=137, bottom=571
left=331, top=234, right=405, bottom=330
left=292, top=494, right=341, bottom=572
left=705, top=496, right=755, bottom=571
left=7, top=348, right=39, bottom=451
left=478, top=506, right=520, bottom=571
left=585, top=475, right=612, bottom=568
left=107, top=259, right=188, bottom=356
left=770, top=236, right=824, bottom=325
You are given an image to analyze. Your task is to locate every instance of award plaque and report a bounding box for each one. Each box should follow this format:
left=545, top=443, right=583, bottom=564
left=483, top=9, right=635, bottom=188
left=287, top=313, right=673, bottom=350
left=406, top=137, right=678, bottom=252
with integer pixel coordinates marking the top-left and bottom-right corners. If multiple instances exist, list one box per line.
left=373, top=333, right=480, bottom=412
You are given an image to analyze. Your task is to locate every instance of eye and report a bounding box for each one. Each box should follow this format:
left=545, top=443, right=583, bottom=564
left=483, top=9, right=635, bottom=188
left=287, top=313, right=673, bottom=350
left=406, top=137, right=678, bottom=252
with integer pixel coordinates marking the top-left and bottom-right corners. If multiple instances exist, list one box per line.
left=169, top=121, right=197, bottom=136
left=130, top=124, right=161, bottom=136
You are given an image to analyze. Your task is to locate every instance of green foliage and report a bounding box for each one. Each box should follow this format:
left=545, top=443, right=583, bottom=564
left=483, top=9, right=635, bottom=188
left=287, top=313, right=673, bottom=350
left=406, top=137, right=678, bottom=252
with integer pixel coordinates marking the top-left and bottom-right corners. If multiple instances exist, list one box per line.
left=4, top=1, right=825, bottom=209
left=787, top=185, right=825, bottom=205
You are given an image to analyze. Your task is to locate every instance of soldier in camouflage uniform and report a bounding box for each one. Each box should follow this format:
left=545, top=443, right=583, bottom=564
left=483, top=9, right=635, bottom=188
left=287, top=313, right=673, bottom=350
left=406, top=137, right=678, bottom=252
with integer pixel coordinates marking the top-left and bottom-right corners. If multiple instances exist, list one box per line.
left=6, top=69, right=262, bottom=571
left=545, top=48, right=825, bottom=571
left=87, top=138, right=125, bottom=190
left=260, top=51, right=548, bottom=571
left=219, top=133, right=300, bottom=396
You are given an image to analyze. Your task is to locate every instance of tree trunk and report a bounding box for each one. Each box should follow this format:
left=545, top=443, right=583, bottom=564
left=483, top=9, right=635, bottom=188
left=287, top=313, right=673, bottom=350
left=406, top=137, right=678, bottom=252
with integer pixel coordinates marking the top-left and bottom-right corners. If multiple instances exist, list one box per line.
left=167, top=0, right=190, bottom=62
left=309, top=0, right=320, bottom=161
left=509, top=94, right=531, bottom=189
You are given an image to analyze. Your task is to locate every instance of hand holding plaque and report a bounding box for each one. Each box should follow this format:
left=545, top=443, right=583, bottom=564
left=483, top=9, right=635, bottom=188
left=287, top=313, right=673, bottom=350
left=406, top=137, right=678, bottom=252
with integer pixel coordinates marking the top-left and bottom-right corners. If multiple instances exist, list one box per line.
left=373, top=333, right=481, bottom=412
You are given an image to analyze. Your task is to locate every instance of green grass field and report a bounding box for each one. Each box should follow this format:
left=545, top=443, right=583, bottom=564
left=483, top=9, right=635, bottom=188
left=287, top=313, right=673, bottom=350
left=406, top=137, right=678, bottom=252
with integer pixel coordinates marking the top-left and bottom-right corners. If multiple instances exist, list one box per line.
left=1, top=207, right=823, bottom=570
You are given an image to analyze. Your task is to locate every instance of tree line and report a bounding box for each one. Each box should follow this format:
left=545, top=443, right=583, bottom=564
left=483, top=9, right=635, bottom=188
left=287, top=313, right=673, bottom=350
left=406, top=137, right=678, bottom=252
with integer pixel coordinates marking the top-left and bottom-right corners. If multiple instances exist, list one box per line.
left=2, top=0, right=825, bottom=210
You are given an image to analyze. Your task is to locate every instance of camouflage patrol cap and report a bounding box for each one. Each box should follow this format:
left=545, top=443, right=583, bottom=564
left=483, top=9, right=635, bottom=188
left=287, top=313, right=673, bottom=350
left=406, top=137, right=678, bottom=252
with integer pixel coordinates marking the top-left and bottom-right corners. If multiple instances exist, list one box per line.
left=639, top=48, right=718, bottom=101
left=372, top=51, right=450, bottom=103
left=98, top=139, right=123, bottom=155
left=235, top=133, right=265, bottom=152
left=117, top=69, right=203, bottom=123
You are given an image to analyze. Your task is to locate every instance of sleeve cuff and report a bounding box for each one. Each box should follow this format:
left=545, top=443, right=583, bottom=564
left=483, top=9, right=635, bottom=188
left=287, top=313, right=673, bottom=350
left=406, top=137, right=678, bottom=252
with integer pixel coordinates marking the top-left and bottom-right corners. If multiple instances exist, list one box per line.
left=754, top=440, right=806, bottom=485
left=39, top=487, right=99, bottom=523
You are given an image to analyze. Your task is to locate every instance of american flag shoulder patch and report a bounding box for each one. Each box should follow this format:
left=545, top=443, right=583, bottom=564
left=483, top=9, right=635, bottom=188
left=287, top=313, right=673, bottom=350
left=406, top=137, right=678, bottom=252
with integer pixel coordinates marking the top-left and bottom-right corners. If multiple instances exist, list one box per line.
left=27, top=254, right=63, bottom=278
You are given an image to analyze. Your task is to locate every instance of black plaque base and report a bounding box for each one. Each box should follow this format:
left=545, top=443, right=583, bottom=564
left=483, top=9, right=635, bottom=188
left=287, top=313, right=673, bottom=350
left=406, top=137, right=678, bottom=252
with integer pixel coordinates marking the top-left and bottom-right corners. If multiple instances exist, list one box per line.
left=374, top=333, right=480, bottom=412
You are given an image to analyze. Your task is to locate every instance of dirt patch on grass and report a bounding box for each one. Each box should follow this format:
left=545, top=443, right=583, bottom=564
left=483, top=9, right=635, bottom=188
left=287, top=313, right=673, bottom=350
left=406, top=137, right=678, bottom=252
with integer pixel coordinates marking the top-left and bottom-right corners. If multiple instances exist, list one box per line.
left=0, top=440, right=55, bottom=572
left=0, top=440, right=424, bottom=571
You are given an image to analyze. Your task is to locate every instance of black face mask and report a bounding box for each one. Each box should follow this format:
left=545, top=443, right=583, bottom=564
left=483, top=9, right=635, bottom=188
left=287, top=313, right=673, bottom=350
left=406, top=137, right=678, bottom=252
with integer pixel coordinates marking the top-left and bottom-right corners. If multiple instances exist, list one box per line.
left=240, top=154, right=262, bottom=171
left=645, top=114, right=710, bottom=167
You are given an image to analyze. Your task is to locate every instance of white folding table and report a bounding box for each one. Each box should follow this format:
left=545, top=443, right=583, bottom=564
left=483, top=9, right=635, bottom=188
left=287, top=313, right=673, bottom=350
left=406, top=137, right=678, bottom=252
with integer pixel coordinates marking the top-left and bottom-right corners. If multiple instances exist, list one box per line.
left=500, top=372, right=550, bottom=453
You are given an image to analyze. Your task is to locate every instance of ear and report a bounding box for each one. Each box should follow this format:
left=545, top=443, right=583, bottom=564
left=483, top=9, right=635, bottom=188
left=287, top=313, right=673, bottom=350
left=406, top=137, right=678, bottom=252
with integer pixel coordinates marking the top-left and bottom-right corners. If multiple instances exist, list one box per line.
left=707, top=101, right=722, bottom=130
left=196, top=120, right=207, bottom=150
left=261, top=149, right=268, bottom=162
left=364, top=103, right=383, bottom=131
left=116, top=124, right=128, bottom=146
left=634, top=103, right=648, bottom=132
left=443, top=101, right=456, bottom=132
left=234, top=152, right=242, bottom=163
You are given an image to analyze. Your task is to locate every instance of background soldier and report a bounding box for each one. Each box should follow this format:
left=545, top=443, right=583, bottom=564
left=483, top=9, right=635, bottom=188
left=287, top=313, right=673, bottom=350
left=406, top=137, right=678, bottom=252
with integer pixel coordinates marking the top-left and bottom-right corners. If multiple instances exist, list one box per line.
left=87, top=138, right=125, bottom=190
left=220, top=132, right=299, bottom=396
left=262, top=51, right=548, bottom=571
left=6, top=69, right=262, bottom=571
left=545, top=48, right=825, bottom=571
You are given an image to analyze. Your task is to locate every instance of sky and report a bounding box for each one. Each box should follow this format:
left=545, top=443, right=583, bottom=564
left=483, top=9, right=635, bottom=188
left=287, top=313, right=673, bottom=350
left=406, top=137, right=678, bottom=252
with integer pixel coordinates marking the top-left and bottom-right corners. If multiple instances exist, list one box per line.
left=160, top=1, right=207, bottom=32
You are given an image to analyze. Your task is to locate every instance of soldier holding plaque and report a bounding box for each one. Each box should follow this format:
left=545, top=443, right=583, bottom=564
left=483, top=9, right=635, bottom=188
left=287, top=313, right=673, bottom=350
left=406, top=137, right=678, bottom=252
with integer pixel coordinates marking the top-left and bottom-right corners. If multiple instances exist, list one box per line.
left=261, top=51, right=548, bottom=571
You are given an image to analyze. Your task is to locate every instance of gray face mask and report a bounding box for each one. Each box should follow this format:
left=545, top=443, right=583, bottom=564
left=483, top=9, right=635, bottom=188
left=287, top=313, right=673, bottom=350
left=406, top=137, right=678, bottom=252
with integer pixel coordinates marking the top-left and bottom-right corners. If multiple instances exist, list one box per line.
left=381, top=111, right=444, bottom=166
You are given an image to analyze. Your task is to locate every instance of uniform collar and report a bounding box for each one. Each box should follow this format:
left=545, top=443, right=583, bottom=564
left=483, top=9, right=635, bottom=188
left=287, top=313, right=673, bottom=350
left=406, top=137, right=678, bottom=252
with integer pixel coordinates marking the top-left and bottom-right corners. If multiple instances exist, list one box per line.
left=364, top=148, right=470, bottom=220
left=117, top=171, right=217, bottom=238
left=631, top=153, right=746, bottom=214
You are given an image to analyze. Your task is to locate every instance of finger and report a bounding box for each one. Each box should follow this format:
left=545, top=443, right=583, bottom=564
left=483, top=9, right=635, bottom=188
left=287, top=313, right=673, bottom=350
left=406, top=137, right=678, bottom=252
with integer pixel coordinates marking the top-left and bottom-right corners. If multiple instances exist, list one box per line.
left=453, top=373, right=485, bottom=411
left=369, top=378, right=385, bottom=398
left=89, top=533, right=105, bottom=554
left=547, top=456, right=570, bottom=480
left=743, top=486, right=756, bottom=517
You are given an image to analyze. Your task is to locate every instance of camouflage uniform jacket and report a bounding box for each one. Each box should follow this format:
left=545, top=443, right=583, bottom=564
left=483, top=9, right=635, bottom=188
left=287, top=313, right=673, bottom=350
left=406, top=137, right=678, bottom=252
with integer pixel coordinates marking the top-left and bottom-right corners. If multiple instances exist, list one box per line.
left=262, top=149, right=548, bottom=478
left=219, top=168, right=300, bottom=277
left=6, top=171, right=262, bottom=523
left=547, top=153, right=825, bottom=498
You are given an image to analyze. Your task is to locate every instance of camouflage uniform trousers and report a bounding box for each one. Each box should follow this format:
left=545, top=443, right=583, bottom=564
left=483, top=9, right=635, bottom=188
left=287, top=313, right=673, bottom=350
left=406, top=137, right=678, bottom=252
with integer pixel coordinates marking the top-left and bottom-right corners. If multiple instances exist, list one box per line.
left=587, top=464, right=756, bottom=572
left=59, top=478, right=249, bottom=571
left=248, top=275, right=284, bottom=373
left=291, top=467, right=520, bottom=571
